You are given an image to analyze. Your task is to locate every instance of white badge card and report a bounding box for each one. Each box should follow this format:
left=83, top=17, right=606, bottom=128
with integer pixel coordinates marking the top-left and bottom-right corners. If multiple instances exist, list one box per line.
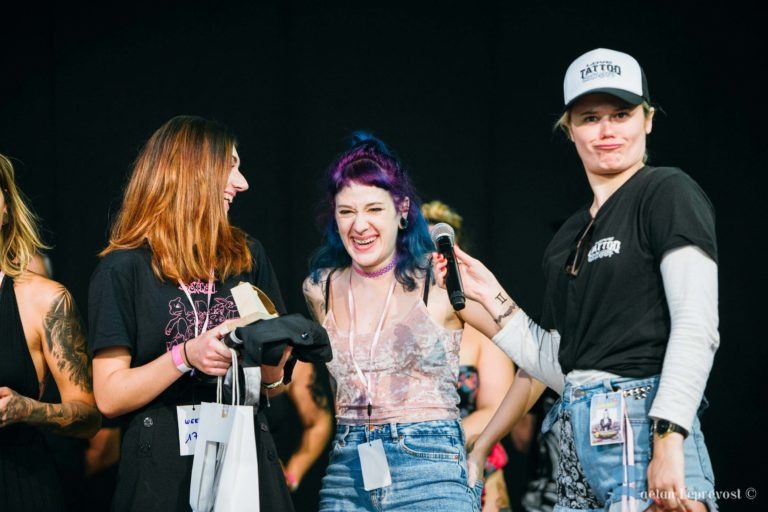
left=589, top=392, right=625, bottom=446
left=177, top=405, right=201, bottom=456
left=357, top=439, right=392, bottom=490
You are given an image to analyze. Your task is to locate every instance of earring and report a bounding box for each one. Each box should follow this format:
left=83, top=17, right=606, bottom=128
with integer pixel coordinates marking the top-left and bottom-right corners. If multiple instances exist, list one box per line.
left=398, top=216, right=408, bottom=230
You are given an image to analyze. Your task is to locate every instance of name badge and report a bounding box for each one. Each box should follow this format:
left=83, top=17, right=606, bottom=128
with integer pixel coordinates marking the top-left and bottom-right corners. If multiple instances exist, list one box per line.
left=589, top=392, right=625, bottom=446
left=177, top=405, right=200, bottom=456
left=358, top=438, right=392, bottom=490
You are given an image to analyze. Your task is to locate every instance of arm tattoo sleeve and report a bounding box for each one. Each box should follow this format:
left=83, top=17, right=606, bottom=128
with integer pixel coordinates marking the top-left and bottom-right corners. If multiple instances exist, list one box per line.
left=23, top=287, right=102, bottom=437
left=44, top=287, right=92, bottom=393
left=302, top=279, right=326, bottom=323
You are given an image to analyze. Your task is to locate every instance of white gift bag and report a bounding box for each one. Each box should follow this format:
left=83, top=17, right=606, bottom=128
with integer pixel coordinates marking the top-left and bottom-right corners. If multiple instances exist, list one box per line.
left=190, top=349, right=260, bottom=512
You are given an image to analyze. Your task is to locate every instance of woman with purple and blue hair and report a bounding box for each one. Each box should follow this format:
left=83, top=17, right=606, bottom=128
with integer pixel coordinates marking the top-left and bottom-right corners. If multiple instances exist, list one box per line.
left=303, top=133, right=496, bottom=511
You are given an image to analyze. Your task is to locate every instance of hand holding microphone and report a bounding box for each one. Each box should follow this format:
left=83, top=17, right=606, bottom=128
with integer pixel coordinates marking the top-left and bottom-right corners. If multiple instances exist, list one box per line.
left=431, top=225, right=505, bottom=311
left=431, top=222, right=466, bottom=311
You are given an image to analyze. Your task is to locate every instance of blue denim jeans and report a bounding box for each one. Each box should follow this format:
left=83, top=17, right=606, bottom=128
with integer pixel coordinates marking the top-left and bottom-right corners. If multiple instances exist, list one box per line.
left=319, top=419, right=482, bottom=511
left=543, top=375, right=717, bottom=512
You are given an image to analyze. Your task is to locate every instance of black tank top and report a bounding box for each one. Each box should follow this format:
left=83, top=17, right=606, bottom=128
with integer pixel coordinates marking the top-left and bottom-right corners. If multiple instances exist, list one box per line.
left=0, top=275, right=40, bottom=403
left=0, top=275, right=64, bottom=512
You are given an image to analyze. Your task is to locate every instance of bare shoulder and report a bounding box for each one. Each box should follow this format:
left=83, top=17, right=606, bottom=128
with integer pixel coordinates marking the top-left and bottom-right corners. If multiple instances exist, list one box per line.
left=426, top=277, right=463, bottom=330
left=302, top=272, right=325, bottom=301
left=14, top=272, right=72, bottom=317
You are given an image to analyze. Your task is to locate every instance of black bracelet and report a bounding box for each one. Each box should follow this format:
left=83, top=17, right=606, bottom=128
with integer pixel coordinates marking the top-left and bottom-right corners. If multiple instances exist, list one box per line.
left=182, top=340, right=198, bottom=373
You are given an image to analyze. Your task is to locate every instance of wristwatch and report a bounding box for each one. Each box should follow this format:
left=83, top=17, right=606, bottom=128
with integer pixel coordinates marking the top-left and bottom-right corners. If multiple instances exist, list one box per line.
left=653, top=419, right=689, bottom=439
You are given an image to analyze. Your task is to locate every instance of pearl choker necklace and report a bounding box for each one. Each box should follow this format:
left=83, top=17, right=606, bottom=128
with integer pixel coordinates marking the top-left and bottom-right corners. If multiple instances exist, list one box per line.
left=352, top=258, right=397, bottom=279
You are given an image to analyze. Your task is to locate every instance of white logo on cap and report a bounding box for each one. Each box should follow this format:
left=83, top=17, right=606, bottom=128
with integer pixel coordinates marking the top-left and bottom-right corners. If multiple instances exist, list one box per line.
left=580, top=61, right=622, bottom=82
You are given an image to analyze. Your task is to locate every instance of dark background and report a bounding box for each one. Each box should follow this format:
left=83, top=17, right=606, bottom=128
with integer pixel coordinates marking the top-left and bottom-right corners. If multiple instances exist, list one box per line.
left=1, top=1, right=764, bottom=510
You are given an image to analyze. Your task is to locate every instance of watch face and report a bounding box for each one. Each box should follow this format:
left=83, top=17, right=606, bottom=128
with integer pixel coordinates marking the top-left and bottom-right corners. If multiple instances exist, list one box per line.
left=655, top=420, right=670, bottom=433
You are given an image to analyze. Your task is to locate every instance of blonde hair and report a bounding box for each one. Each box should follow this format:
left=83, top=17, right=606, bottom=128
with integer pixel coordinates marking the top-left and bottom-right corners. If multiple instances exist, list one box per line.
left=0, top=154, right=49, bottom=277
left=421, top=200, right=463, bottom=245
left=102, top=116, right=252, bottom=282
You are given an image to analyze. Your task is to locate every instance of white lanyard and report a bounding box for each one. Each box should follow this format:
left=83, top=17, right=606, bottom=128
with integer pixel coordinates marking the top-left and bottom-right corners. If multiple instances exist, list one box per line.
left=621, top=399, right=636, bottom=512
left=347, top=271, right=396, bottom=414
left=178, top=278, right=214, bottom=338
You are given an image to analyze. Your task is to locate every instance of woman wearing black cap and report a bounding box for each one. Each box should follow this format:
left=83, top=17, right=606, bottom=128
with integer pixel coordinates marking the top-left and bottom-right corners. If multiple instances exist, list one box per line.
left=435, top=48, right=719, bottom=511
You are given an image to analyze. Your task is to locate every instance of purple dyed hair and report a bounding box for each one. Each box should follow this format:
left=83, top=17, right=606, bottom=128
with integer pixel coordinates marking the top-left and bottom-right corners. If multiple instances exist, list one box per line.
left=309, top=132, right=434, bottom=291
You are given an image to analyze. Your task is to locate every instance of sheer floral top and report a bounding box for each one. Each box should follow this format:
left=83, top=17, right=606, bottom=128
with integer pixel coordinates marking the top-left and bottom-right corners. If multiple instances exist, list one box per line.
left=323, top=270, right=463, bottom=425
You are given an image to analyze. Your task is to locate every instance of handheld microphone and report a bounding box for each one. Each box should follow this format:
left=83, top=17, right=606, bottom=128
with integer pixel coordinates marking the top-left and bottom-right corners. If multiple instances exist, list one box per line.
left=430, top=222, right=465, bottom=311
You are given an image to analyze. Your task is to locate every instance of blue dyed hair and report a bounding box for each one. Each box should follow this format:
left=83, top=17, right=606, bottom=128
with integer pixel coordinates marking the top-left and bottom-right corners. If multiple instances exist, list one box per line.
left=309, top=132, right=434, bottom=291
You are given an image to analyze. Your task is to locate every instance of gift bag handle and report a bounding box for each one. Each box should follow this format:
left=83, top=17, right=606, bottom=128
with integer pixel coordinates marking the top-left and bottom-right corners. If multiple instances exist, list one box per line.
left=216, top=348, right=240, bottom=406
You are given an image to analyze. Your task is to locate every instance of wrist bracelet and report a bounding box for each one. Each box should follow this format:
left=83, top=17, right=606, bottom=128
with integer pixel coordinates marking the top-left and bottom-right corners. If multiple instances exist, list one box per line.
left=171, top=343, right=192, bottom=373
left=262, top=375, right=284, bottom=389
left=182, top=340, right=197, bottom=374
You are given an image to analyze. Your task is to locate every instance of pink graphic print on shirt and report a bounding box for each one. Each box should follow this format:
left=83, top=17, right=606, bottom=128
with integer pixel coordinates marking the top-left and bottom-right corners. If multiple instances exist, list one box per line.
left=164, top=281, right=239, bottom=351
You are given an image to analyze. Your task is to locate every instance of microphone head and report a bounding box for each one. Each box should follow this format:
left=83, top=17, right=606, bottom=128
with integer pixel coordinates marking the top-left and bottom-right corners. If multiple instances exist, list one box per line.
left=430, top=222, right=455, bottom=245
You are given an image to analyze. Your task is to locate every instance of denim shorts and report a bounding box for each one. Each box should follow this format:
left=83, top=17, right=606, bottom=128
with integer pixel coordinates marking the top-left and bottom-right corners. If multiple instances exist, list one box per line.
left=542, top=375, right=717, bottom=512
left=319, top=419, right=482, bottom=512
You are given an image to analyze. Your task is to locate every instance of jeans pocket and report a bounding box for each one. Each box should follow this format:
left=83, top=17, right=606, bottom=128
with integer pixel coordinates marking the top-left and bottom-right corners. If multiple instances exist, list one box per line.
left=692, top=418, right=716, bottom=487
left=398, top=435, right=461, bottom=461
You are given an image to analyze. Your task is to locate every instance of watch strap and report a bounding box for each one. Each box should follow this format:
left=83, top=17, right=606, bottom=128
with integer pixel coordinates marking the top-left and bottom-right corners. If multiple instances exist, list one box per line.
left=654, top=419, right=689, bottom=439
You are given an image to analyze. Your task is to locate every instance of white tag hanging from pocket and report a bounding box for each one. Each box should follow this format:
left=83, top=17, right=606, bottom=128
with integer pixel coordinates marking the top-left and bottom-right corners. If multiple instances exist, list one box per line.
left=358, top=439, right=392, bottom=491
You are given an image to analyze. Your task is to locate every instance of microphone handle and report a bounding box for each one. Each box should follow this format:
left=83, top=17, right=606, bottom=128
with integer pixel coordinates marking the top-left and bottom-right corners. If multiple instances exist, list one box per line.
left=442, top=246, right=466, bottom=311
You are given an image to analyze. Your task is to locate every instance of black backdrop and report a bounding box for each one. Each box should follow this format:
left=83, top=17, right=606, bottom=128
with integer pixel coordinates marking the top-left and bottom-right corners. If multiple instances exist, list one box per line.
left=2, top=1, right=765, bottom=510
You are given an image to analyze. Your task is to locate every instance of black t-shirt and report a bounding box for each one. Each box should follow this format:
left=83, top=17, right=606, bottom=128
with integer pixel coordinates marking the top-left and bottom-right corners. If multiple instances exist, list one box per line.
left=87, top=238, right=286, bottom=406
left=540, top=166, right=717, bottom=376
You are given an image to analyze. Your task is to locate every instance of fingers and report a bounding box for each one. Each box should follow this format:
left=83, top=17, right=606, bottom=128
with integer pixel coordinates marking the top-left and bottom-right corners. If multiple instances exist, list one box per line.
left=453, top=243, right=477, bottom=265
left=649, top=487, right=690, bottom=511
left=467, top=459, right=478, bottom=488
left=466, top=451, right=484, bottom=488
left=185, top=327, right=234, bottom=375
left=674, top=485, right=692, bottom=511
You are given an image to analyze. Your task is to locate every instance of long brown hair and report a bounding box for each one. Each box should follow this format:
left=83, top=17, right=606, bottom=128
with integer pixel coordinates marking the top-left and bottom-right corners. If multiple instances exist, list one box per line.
left=101, top=116, right=251, bottom=282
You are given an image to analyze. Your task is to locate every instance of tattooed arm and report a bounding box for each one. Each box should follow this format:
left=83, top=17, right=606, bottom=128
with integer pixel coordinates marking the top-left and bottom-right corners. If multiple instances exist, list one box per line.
left=0, top=279, right=100, bottom=438
left=302, top=274, right=329, bottom=324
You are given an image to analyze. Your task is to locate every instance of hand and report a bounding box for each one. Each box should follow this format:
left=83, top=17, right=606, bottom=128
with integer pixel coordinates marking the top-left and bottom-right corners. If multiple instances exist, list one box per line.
left=647, top=433, right=691, bottom=511
left=433, top=244, right=504, bottom=307
left=284, top=470, right=299, bottom=492
left=0, top=386, right=33, bottom=427
left=183, top=320, right=239, bottom=376
left=466, top=442, right=490, bottom=488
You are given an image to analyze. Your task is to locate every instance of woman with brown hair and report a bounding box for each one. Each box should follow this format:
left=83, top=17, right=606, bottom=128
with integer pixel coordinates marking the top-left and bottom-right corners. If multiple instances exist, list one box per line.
left=88, top=115, right=294, bottom=511
left=1, top=153, right=100, bottom=511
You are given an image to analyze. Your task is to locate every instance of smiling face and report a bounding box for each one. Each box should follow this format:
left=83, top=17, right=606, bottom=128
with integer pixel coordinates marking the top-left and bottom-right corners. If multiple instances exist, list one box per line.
left=224, top=146, right=248, bottom=213
left=334, top=182, right=408, bottom=273
left=568, top=93, right=654, bottom=179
